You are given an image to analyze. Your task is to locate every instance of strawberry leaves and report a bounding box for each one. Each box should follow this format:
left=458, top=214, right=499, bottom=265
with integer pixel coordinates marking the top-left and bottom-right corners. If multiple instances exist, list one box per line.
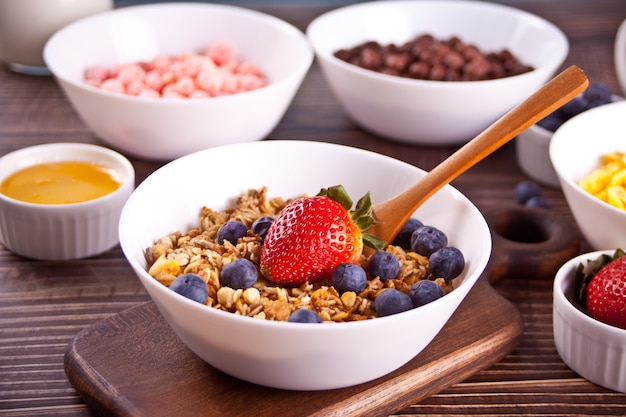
left=575, top=248, right=625, bottom=305
left=318, top=185, right=386, bottom=251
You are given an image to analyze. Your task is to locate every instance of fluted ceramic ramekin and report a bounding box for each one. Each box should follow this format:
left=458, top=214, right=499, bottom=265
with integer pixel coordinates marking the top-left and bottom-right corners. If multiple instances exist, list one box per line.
left=553, top=250, right=626, bottom=393
left=0, top=143, right=134, bottom=260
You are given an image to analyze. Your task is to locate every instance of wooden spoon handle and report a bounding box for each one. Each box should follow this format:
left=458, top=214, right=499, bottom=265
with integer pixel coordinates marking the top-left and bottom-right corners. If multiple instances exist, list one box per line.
left=369, top=65, right=589, bottom=244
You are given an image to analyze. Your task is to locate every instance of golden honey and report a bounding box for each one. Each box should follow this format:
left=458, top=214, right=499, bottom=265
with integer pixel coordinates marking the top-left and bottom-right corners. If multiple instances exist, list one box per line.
left=0, top=161, right=122, bottom=204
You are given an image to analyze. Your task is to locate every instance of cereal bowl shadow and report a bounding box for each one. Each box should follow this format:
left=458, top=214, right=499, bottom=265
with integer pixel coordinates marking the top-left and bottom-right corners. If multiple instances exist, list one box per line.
left=119, top=140, right=492, bottom=390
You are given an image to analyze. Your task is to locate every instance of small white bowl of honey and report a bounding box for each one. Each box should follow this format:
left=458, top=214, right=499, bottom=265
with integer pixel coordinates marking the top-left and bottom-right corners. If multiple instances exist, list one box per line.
left=0, top=142, right=134, bottom=260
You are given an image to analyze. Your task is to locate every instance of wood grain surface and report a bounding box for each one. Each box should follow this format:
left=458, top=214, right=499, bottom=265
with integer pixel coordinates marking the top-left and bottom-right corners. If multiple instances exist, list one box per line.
left=2, top=1, right=626, bottom=416
left=64, top=279, right=522, bottom=417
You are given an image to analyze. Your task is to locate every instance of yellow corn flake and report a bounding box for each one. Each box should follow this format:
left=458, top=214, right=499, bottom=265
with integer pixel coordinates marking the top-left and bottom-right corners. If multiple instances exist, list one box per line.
left=580, top=170, right=613, bottom=194
left=607, top=186, right=626, bottom=210
left=580, top=151, right=626, bottom=211
left=601, top=152, right=626, bottom=165
left=610, top=168, right=626, bottom=187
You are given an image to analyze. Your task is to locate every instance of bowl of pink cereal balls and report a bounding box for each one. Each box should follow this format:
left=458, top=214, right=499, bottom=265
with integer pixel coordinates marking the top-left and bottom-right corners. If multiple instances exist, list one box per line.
left=43, top=2, right=313, bottom=160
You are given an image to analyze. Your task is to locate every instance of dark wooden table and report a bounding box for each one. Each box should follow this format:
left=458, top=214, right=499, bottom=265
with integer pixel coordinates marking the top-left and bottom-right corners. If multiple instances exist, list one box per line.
left=2, top=1, right=626, bottom=415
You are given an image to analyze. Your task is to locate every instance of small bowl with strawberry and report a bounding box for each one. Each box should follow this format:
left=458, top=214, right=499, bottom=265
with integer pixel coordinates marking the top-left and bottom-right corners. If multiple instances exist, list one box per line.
left=553, top=249, right=626, bottom=393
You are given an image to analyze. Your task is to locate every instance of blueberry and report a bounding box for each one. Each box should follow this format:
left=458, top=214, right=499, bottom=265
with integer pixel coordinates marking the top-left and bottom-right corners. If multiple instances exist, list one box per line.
left=392, top=217, right=423, bottom=249
left=429, top=246, right=465, bottom=281
left=374, top=288, right=413, bottom=317
left=368, top=251, right=400, bottom=281
left=251, top=216, right=274, bottom=243
left=409, top=280, right=444, bottom=308
left=525, top=195, right=551, bottom=209
left=583, top=83, right=612, bottom=106
left=559, top=96, right=589, bottom=119
left=220, top=258, right=258, bottom=289
left=514, top=180, right=543, bottom=204
left=288, top=309, right=323, bottom=323
left=331, top=263, right=367, bottom=294
left=537, top=112, right=565, bottom=132
left=217, top=220, right=248, bottom=244
left=411, top=225, right=448, bottom=257
left=169, top=273, right=208, bottom=304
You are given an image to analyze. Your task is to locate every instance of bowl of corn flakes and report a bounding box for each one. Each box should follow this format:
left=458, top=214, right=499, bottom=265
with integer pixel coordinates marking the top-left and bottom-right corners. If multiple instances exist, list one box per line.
left=549, top=100, right=626, bottom=250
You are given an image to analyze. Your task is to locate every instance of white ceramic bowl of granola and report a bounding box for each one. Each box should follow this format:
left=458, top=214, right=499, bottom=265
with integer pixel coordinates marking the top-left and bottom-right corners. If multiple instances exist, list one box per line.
left=119, top=140, right=491, bottom=390
left=306, top=0, right=568, bottom=145
left=549, top=101, right=626, bottom=251
left=43, top=2, right=313, bottom=160
left=0, top=142, right=134, bottom=260
left=553, top=250, right=626, bottom=393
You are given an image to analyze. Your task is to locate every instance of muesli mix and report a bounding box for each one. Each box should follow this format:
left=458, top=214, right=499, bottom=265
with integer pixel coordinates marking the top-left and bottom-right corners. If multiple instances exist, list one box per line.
left=145, top=187, right=458, bottom=322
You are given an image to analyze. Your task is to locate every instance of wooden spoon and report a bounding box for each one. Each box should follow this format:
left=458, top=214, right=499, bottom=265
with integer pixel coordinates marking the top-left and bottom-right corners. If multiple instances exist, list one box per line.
left=366, top=65, right=589, bottom=247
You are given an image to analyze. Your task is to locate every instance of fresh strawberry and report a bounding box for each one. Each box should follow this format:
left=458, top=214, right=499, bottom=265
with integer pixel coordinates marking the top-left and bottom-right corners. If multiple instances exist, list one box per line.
left=260, top=185, right=384, bottom=286
left=586, top=255, right=626, bottom=329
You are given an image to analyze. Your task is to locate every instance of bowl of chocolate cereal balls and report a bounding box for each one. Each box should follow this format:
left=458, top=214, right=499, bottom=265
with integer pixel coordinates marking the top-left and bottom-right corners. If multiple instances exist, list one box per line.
left=119, top=140, right=492, bottom=390
left=43, top=2, right=313, bottom=160
left=306, top=0, right=569, bottom=145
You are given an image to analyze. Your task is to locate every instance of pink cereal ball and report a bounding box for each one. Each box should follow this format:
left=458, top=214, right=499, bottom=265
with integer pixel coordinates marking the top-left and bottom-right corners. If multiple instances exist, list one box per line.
left=100, top=78, right=125, bottom=94
left=189, top=90, right=211, bottom=98
left=83, top=42, right=268, bottom=99
left=126, top=80, right=147, bottom=96
left=117, top=64, right=146, bottom=85
left=137, top=89, right=161, bottom=98
left=84, top=66, right=109, bottom=83
left=145, top=70, right=164, bottom=91
left=172, top=76, right=196, bottom=96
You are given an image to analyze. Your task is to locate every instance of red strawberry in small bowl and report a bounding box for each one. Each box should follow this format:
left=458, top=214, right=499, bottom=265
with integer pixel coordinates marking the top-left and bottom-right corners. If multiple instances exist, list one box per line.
left=553, top=248, right=626, bottom=393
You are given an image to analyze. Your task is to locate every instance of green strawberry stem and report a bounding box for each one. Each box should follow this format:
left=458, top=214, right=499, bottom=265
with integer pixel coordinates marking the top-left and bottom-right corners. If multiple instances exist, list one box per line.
left=574, top=248, right=626, bottom=305
left=318, top=185, right=386, bottom=251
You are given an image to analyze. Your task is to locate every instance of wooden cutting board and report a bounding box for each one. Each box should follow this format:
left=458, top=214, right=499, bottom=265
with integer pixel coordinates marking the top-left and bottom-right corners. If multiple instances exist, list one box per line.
left=64, top=278, right=523, bottom=417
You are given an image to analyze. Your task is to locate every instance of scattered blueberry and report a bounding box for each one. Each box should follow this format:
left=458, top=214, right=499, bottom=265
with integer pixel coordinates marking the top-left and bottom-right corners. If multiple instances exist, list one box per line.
left=537, top=113, right=565, bottom=131
left=217, top=220, right=248, bottom=244
left=219, top=258, right=258, bottom=289
left=559, top=96, right=588, bottom=119
left=409, top=280, right=444, bottom=308
left=368, top=251, right=400, bottom=281
left=288, top=309, right=323, bottom=323
left=525, top=195, right=551, bottom=209
left=392, top=217, right=423, bottom=249
left=331, top=263, right=367, bottom=294
left=583, top=83, right=612, bottom=107
left=169, top=273, right=208, bottom=304
left=536, top=83, right=612, bottom=132
left=514, top=180, right=543, bottom=204
left=374, top=288, right=413, bottom=317
left=429, top=247, right=465, bottom=281
left=251, top=216, right=274, bottom=243
left=411, top=225, right=448, bottom=257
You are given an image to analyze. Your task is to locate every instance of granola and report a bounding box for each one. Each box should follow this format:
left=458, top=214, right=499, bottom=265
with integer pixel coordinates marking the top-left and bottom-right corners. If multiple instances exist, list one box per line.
left=145, top=187, right=452, bottom=322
